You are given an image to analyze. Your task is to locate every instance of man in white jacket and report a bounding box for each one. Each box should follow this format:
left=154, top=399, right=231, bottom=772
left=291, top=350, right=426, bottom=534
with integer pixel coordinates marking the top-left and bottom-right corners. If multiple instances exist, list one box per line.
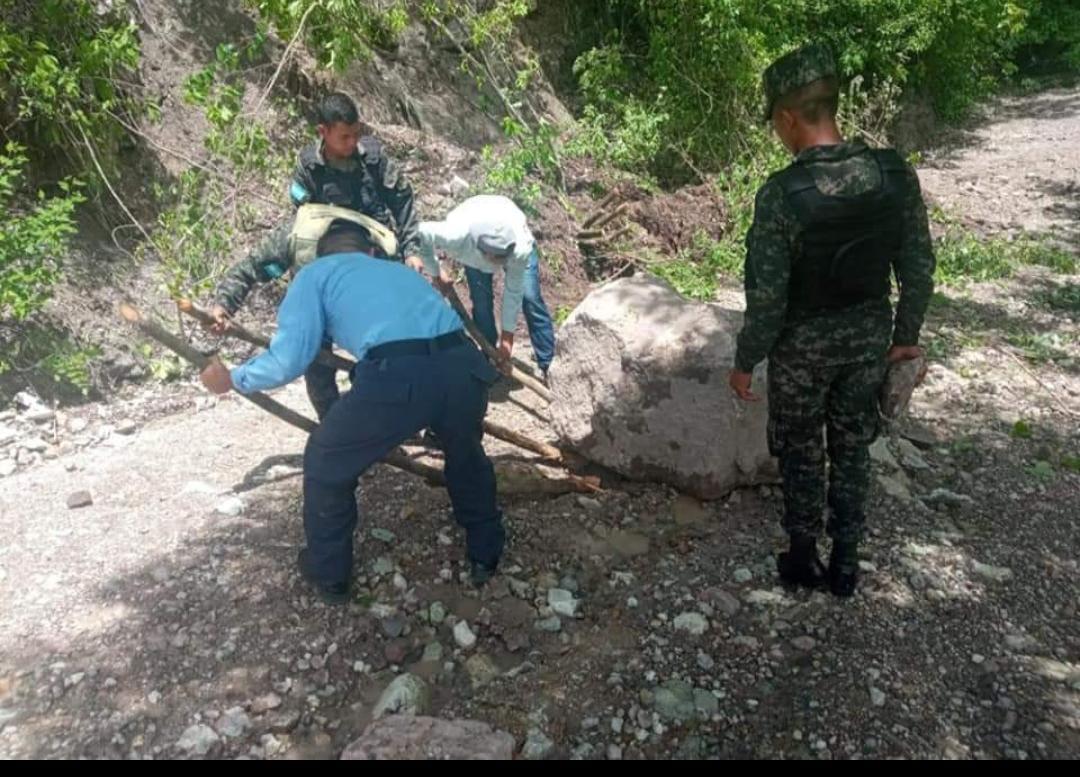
left=419, top=195, right=556, bottom=378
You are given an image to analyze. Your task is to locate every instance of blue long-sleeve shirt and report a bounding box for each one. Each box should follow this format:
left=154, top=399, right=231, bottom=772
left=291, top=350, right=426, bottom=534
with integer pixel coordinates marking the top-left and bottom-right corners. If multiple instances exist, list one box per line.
left=230, top=252, right=463, bottom=394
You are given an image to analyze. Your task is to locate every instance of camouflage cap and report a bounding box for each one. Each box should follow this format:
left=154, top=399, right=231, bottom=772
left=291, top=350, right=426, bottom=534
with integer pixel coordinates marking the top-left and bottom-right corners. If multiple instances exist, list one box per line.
left=762, top=43, right=837, bottom=122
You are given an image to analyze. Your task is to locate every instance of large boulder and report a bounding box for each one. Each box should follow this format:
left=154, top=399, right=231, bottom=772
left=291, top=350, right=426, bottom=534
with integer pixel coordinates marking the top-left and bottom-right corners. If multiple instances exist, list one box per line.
left=341, top=716, right=516, bottom=760
left=549, top=274, right=776, bottom=499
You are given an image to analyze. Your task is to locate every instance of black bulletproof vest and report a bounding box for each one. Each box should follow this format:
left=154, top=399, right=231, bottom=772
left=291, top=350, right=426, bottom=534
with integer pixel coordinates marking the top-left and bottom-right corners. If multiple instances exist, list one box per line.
left=778, top=149, right=908, bottom=313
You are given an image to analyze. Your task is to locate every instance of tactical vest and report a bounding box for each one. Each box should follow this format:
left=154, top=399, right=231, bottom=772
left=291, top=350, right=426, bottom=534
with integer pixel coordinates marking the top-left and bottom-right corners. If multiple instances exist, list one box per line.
left=778, top=149, right=907, bottom=314
left=289, top=203, right=399, bottom=268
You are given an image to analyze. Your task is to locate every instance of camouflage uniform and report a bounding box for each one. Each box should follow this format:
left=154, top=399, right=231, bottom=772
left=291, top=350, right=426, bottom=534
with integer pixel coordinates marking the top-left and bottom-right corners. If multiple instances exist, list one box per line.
left=735, top=47, right=936, bottom=546
left=290, top=136, right=421, bottom=260
left=287, top=137, right=421, bottom=417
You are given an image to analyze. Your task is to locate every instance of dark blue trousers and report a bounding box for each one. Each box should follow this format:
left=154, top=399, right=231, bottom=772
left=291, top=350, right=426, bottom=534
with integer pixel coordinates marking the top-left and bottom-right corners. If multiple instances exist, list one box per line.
left=301, top=340, right=504, bottom=586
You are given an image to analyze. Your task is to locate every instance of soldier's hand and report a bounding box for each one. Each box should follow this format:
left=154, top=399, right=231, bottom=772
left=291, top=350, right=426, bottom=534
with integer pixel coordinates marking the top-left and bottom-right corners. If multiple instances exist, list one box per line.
left=404, top=255, right=425, bottom=273
left=728, top=369, right=760, bottom=402
left=206, top=304, right=232, bottom=336
left=887, top=344, right=928, bottom=386
left=199, top=357, right=233, bottom=395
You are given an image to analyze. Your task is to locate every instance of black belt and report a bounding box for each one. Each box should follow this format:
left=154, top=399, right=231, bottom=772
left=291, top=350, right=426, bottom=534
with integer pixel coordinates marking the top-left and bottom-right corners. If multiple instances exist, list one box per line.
left=364, top=329, right=468, bottom=361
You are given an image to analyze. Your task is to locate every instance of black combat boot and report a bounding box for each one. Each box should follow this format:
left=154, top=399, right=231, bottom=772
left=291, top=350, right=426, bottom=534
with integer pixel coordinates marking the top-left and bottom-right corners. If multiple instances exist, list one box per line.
left=828, top=541, right=859, bottom=598
left=776, top=534, right=827, bottom=589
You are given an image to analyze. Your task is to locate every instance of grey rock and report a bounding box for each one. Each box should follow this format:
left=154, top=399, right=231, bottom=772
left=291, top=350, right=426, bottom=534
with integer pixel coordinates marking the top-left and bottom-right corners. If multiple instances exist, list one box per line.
left=342, top=716, right=514, bottom=760
left=373, top=674, right=431, bottom=719
left=548, top=275, right=777, bottom=499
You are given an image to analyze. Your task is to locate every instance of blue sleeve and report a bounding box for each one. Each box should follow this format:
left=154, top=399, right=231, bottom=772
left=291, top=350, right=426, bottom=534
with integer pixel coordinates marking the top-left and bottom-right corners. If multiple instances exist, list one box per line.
left=230, top=268, right=327, bottom=394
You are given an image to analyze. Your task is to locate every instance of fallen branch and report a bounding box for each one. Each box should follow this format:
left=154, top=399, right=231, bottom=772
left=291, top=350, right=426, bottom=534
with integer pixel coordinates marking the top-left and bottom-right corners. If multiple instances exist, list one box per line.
left=178, top=300, right=568, bottom=458
left=589, top=202, right=629, bottom=232
left=582, top=192, right=621, bottom=228
left=177, top=298, right=353, bottom=372
left=120, top=303, right=599, bottom=494
left=441, top=286, right=553, bottom=403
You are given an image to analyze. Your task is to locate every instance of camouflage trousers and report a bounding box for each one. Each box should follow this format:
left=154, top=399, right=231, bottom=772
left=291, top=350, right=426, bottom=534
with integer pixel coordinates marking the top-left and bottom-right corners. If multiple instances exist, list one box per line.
left=767, top=355, right=886, bottom=544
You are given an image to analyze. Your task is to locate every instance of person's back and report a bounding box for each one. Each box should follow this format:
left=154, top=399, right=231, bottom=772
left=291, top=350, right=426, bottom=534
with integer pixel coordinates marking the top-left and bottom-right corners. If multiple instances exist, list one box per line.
left=730, top=43, right=935, bottom=598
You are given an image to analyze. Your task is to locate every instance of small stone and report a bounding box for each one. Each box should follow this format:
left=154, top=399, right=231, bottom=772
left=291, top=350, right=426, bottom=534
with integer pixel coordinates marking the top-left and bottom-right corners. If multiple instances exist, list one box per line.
left=216, top=707, right=252, bottom=738
left=384, top=640, right=409, bottom=664
left=745, top=589, right=789, bottom=606
left=653, top=680, right=696, bottom=723
left=869, top=437, right=898, bottom=468
left=705, top=588, right=741, bottom=617
left=522, top=728, right=555, bottom=760
left=372, top=674, right=430, bottom=719
left=694, top=688, right=719, bottom=716
left=877, top=473, right=913, bottom=501
left=972, top=654, right=985, bottom=664
left=674, top=612, right=709, bottom=636
left=251, top=693, right=283, bottom=714
left=733, top=567, right=753, bottom=584
left=115, top=419, right=137, bottom=435
left=971, top=560, right=1013, bottom=583
left=547, top=588, right=581, bottom=618
left=449, top=175, right=470, bottom=197
left=66, top=490, right=93, bottom=509
left=392, top=573, right=408, bottom=591
left=370, top=528, right=396, bottom=543
left=607, top=744, right=623, bottom=760
left=508, top=577, right=532, bottom=599
left=791, top=636, right=816, bottom=651
left=214, top=496, right=244, bottom=516
left=464, top=654, right=501, bottom=689
left=381, top=616, right=406, bottom=639
left=67, top=418, right=88, bottom=434
left=1004, top=634, right=1038, bottom=653
left=0, top=460, right=15, bottom=477
left=626, top=596, right=639, bottom=608
left=0, top=425, right=16, bottom=445
left=696, top=652, right=715, bottom=671
left=453, top=621, right=477, bottom=650
left=925, top=488, right=975, bottom=509
left=429, top=602, right=447, bottom=625
left=576, top=496, right=601, bottom=510
left=870, top=687, right=886, bottom=707
left=372, top=557, right=395, bottom=576
left=897, top=438, right=929, bottom=470
left=177, top=724, right=219, bottom=755
left=422, top=642, right=444, bottom=663
left=534, top=616, right=562, bottom=633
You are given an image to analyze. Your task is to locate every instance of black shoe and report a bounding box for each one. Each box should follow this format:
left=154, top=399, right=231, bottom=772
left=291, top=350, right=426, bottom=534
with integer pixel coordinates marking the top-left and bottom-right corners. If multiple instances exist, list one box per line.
left=470, top=559, right=498, bottom=587
left=828, top=541, right=859, bottom=598
left=296, top=549, right=350, bottom=605
left=776, top=535, right=827, bottom=590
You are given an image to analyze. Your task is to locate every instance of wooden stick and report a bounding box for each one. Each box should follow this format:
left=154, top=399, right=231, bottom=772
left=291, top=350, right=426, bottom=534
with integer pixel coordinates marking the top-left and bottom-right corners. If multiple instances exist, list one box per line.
left=120, top=302, right=444, bottom=483
left=181, top=300, right=564, bottom=454
left=589, top=202, right=629, bottom=231
left=441, top=286, right=553, bottom=403
left=582, top=192, right=621, bottom=228
left=177, top=299, right=354, bottom=372
left=122, top=305, right=598, bottom=493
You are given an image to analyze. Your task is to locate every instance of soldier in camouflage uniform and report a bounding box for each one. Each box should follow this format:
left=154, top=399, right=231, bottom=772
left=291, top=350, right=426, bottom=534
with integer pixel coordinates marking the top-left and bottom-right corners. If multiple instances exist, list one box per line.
left=210, top=91, right=423, bottom=419
left=729, top=44, right=935, bottom=597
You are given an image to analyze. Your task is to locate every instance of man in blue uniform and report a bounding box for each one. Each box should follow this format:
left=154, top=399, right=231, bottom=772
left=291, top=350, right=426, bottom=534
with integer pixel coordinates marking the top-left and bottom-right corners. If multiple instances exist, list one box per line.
left=199, top=222, right=506, bottom=603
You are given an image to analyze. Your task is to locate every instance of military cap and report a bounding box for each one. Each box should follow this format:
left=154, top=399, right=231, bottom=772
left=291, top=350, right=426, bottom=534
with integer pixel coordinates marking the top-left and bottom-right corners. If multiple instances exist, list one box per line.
left=762, top=43, right=837, bottom=122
